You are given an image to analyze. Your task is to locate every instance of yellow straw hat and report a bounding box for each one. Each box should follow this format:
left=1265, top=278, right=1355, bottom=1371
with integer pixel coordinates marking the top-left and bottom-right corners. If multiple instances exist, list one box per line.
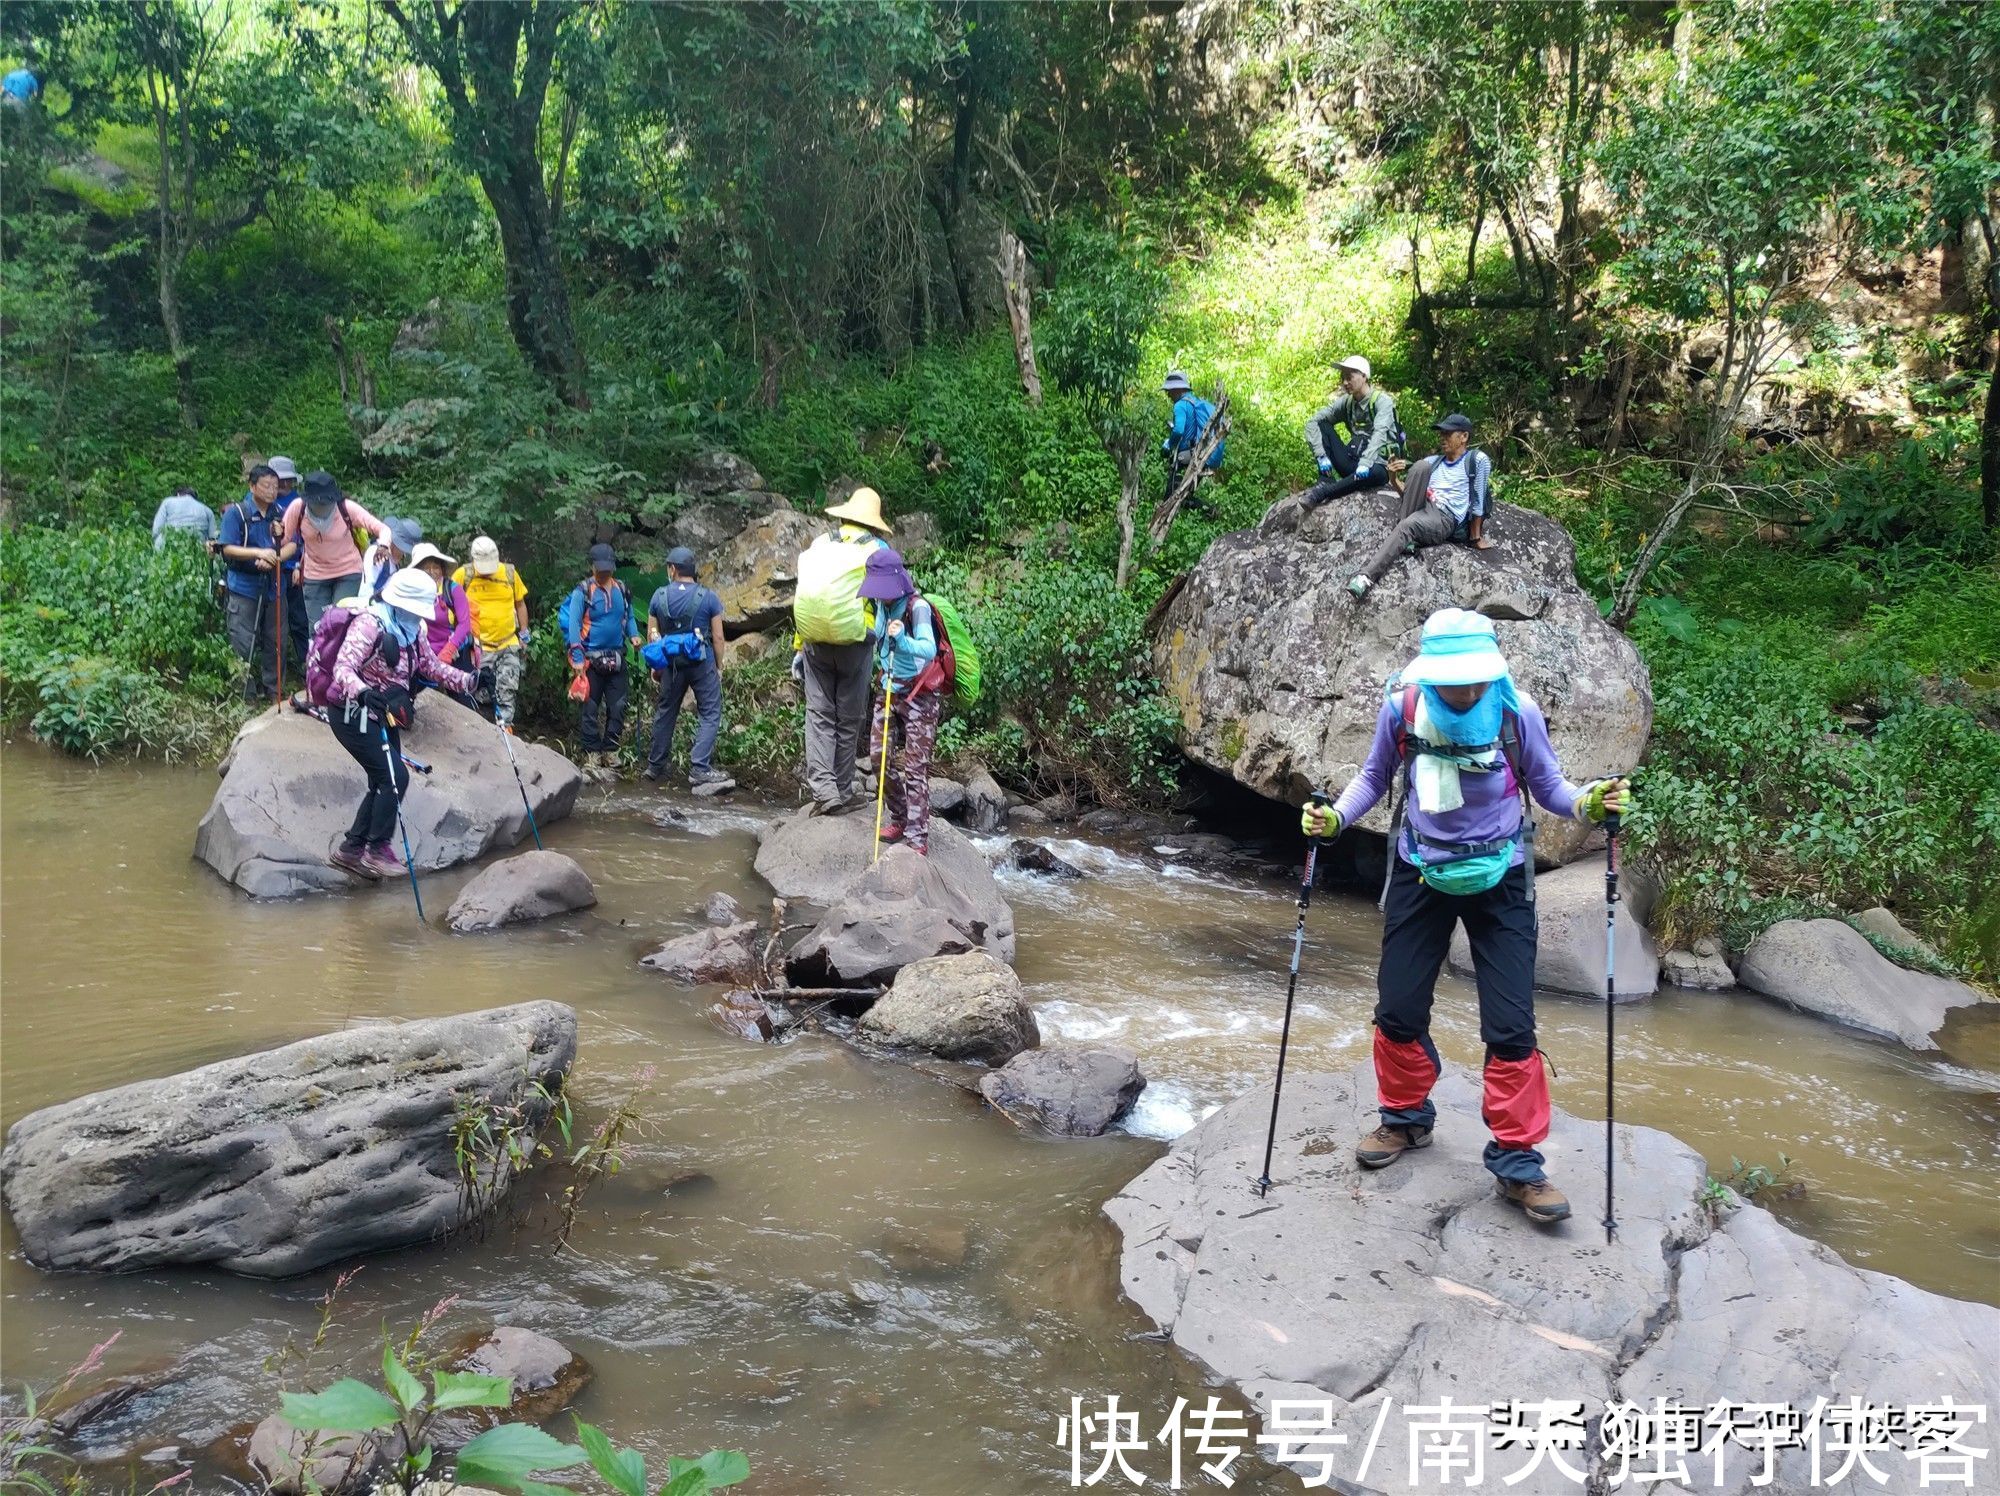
left=824, top=485, right=893, bottom=536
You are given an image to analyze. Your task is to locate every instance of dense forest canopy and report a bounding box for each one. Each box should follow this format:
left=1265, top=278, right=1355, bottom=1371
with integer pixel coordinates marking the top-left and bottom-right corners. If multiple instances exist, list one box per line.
left=2, top=0, right=1997, bottom=971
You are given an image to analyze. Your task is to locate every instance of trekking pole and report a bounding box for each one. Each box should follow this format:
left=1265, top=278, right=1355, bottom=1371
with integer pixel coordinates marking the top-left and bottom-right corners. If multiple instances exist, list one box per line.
left=379, top=722, right=426, bottom=925
left=401, top=753, right=433, bottom=776
left=1603, top=805, right=1621, bottom=1244
left=871, top=675, right=897, bottom=863
left=273, top=567, right=286, bottom=706
left=247, top=586, right=269, bottom=702
left=1256, top=790, right=1330, bottom=1198
left=497, top=718, right=544, bottom=850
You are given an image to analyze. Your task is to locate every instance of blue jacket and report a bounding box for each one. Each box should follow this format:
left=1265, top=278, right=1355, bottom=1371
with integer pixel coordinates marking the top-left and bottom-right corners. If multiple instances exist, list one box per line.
left=873, top=596, right=938, bottom=690
left=1163, top=395, right=1224, bottom=468
left=218, top=495, right=296, bottom=599
left=560, top=576, right=641, bottom=662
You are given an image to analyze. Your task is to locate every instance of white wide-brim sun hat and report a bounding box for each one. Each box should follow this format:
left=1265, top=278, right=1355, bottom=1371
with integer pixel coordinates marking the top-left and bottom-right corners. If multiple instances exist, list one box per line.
left=1398, top=607, right=1510, bottom=687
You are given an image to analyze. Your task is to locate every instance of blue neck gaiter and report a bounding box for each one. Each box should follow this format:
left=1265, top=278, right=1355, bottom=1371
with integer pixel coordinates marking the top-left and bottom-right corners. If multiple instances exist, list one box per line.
left=1419, top=674, right=1519, bottom=747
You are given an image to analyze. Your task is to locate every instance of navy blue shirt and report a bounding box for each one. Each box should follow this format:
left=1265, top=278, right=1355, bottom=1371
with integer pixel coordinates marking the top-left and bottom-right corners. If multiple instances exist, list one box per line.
left=218, top=496, right=294, bottom=599
left=649, top=581, right=722, bottom=645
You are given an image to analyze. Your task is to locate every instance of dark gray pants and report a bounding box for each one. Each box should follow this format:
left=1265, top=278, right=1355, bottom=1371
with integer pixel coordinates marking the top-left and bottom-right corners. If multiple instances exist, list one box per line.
left=226, top=589, right=278, bottom=700
left=802, top=639, right=873, bottom=803
left=1360, top=490, right=1457, bottom=582
left=649, top=658, right=723, bottom=775
left=303, top=573, right=362, bottom=629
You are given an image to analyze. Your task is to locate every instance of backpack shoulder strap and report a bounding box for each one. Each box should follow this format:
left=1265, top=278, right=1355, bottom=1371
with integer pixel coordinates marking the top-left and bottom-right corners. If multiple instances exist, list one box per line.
left=1394, top=682, right=1419, bottom=759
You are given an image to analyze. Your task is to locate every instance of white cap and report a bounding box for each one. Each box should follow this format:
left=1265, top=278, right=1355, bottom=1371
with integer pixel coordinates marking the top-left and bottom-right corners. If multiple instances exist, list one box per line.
left=1336, top=355, right=1372, bottom=380
left=379, top=567, right=440, bottom=621
left=469, top=536, right=501, bottom=576
left=409, top=541, right=458, bottom=571
left=1400, top=608, right=1510, bottom=687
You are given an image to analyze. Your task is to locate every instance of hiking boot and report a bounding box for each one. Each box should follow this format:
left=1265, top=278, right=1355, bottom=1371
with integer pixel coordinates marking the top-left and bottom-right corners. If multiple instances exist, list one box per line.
left=1355, top=1122, right=1433, bottom=1170
left=829, top=793, right=871, bottom=816
left=640, top=765, right=662, bottom=783
left=690, top=768, right=737, bottom=797
left=365, top=842, right=404, bottom=878
left=803, top=795, right=840, bottom=817
left=877, top=823, right=904, bottom=844
left=1499, top=1176, right=1572, bottom=1224
left=329, top=843, right=380, bottom=881
left=1347, top=575, right=1372, bottom=600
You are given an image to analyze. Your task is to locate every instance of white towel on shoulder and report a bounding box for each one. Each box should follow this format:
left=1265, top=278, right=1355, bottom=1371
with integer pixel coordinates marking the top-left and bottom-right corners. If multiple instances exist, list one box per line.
left=1409, top=694, right=1500, bottom=816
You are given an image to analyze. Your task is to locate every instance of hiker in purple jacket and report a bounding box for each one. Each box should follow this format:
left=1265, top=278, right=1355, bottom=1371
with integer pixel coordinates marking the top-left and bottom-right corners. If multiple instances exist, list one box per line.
left=1301, top=609, right=1630, bottom=1227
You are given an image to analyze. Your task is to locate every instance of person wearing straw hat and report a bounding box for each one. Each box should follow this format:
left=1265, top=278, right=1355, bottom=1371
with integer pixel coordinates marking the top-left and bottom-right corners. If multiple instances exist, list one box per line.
left=1300, top=609, right=1630, bottom=1226
left=793, top=486, right=894, bottom=814
left=1301, top=354, right=1401, bottom=509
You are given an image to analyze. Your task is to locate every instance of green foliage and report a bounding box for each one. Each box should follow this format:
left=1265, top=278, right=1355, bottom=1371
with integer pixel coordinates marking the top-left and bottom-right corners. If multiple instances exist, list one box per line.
left=573, top=1419, right=748, bottom=1496
left=1040, top=219, right=1168, bottom=431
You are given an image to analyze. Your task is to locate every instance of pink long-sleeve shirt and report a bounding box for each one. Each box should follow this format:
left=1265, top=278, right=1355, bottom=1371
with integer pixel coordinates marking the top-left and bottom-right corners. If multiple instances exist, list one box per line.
left=427, top=580, right=475, bottom=661
left=332, top=609, right=475, bottom=704
left=282, top=495, right=389, bottom=582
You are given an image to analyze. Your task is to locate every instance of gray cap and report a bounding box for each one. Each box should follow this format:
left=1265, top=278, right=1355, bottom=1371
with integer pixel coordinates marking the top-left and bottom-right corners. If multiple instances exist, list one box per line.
left=386, top=517, right=424, bottom=556
left=1162, top=369, right=1192, bottom=393
left=1433, top=412, right=1473, bottom=434
left=666, top=545, right=697, bottom=574
left=268, top=456, right=299, bottom=482
left=588, top=542, right=617, bottom=571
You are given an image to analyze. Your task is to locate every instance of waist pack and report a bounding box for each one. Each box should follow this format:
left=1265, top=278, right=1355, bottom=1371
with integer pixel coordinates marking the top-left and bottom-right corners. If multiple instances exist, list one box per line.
left=1383, top=680, right=1534, bottom=904
left=793, top=534, right=873, bottom=645
left=586, top=648, right=626, bottom=676
left=641, top=632, right=704, bottom=670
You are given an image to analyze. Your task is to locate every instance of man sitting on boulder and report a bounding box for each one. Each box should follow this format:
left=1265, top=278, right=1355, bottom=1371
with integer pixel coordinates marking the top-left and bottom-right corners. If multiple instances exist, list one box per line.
left=1345, top=413, right=1494, bottom=600
left=1301, top=609, right=1629, bottom=1227
left=1300, top=355, right=1403, bottom=509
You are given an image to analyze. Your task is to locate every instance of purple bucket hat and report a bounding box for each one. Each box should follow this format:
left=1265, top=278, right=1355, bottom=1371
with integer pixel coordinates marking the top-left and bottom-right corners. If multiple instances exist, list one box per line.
left=857, top=547, right=915, bottom=602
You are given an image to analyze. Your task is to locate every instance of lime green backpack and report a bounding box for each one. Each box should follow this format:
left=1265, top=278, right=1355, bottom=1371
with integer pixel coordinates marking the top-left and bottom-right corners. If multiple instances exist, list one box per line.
left=921, top=592, right=982, bottom=707
left=793, top=533, right=873, bottom=644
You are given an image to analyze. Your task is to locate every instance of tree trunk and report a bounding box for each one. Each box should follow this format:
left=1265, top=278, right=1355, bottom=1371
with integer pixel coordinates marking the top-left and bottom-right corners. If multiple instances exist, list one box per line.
left=1113, top=437, right=1143, bottom=592
left=480, top=160, right=589, bottom=410
left=1983, top=315, right=1999, bottom=530
left=157, top=246, right=198, bottom=431
left=996, top=229, right=1041, bottom=405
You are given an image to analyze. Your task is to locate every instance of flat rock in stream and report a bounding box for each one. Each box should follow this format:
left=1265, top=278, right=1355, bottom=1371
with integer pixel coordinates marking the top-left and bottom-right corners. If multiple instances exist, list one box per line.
left=1738, top=917, right=1982, bottom=1050
left=980, top=1045, right=1144, bottom=1136
left=0, top=1002, right=575, bottom=1277
left=1105, top=1062, right=2000, bottom=1495
left=643, top=920, right=761, bottom=985
left=446, top=850, right=596, bottom=931
left=195, top=697, right=581, bottom=898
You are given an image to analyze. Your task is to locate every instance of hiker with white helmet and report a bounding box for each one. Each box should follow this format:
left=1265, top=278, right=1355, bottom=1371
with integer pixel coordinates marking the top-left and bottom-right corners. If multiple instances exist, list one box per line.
left=1300, top=355, right=1403, bottom=509
left=1160, top=371, right=1224, bottom=496
left=1300, top=609, right=1630, bottom=1227
left=317, top=567, right=476, bottom=881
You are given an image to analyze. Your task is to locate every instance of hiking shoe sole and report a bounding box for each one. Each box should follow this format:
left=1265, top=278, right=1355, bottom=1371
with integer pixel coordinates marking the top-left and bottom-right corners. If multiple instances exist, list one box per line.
left=1500, top=1185, right=1572, bottom=1224
left=329, top=846, right=380, bottom=881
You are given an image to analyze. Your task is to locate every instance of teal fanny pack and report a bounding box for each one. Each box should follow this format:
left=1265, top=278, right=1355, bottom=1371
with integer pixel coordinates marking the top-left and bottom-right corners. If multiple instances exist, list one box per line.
left=1409, top=830, right=1517, bottom=896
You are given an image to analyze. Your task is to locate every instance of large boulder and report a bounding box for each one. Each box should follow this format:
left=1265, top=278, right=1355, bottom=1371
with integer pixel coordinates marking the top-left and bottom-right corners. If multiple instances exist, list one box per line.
left=857, top=952, right=1039, bottom=1064
left=195, top=697, right=581, bottom=899
left=1106, top=1063, right=2000, bottom=1494
left=667, top=488, right=792, bottom=563
left=754, top=811, right=1014, bottom=953
left=1737, top=917, right=1982, bottom=1050
left=962, top=765, right=1009, bottom=835
left=642, top=920, right=762, bottom=986
left=0, top=1002, right=575, bottom=1277
left=446, top=850, right=596, bottom=932
left=787, top=847, right=1016, bottom=986
left=677, top=450, right=767, bottom=497
left=1448, top=857, right=1659, bottom=998
left=708, top=506, right=826, bottom=634
left=1152, top=497, right=1651, bottom=865
left=980, top=1046, right=1144, bottom=1136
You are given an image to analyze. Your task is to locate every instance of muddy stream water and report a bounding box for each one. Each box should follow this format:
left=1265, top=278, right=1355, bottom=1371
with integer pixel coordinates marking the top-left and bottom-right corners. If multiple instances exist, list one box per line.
left=2, top=745, right=1996, bottom=1493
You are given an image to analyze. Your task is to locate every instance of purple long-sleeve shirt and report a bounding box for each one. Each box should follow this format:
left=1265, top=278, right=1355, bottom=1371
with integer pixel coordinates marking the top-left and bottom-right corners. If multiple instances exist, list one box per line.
left=1330, top=694, right=1583, bottom=866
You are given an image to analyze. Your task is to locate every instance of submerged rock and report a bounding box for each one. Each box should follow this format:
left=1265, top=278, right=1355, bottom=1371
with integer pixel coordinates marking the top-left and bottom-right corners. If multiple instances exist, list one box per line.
left=446, top=850, right=596, bottom=932
left=1106, top=1062, right=2000, bottom=1494
left=643, top=920, right=762, bottom=986
left=705, top=890, right=746, bottom=926
left=195, top=697, right=580, bottom=898
left=0, top=1002, right=575, bottom=1277
left=857, top=952, right=1038, bottom=1064
left=445, top=1326, right=592, bottom=1425
left=1008, top=839, right=1084, bottom=879
left=980, top=1046, right=1144, bottom=1137
left=1448, top=858, right=1659, bottom=998
left=1153, top=497, right=1650, bottom=866
left=246, top=1418, right=390, bottom=1494
left=1738, top=917, right=1981, bottom=1049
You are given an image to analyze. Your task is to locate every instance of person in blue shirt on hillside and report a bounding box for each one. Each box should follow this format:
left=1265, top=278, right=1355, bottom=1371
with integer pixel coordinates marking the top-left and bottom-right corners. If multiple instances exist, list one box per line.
left=643, top=545, right=733, bottom=794
left=560, top=543, right=643, bottom=771
left=1160, top=370, right=1224, bottom=496
left=217, top=464, right=299, bottom=700
left=1347, top=412, right=1495, bottom=600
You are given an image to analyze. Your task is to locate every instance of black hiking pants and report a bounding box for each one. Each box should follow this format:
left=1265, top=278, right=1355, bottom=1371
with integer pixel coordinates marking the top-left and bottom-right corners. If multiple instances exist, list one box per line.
left=329, top=708, right=408, bottom=850
left=1303, top=432, right=1388, bottom=507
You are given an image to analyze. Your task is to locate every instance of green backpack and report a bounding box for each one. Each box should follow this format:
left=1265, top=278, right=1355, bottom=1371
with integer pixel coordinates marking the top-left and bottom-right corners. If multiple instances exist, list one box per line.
left=921, top=592, right=982, bottom=707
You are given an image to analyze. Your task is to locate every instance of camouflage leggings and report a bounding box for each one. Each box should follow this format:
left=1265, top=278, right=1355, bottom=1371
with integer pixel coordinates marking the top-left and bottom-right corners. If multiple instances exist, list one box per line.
left=485, top=644, right=525, bottom=726
left=868, top=685, right=942, bottom=851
